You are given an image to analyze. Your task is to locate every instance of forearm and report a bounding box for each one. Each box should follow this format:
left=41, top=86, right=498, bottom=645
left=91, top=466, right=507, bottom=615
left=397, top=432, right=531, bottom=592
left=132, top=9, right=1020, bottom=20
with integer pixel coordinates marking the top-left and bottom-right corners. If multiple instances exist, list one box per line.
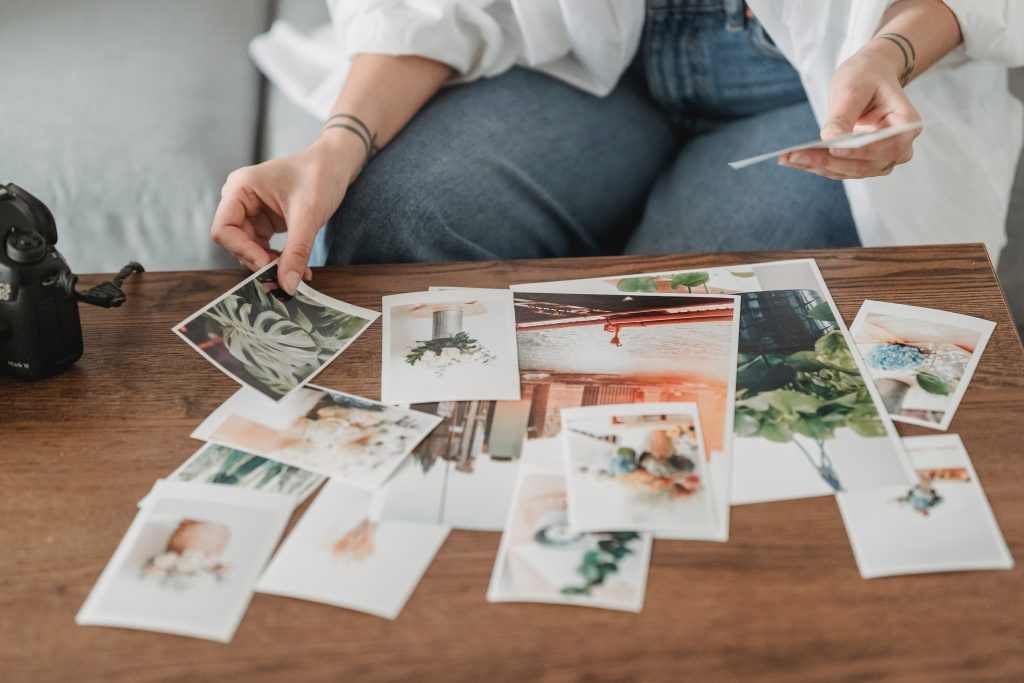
left=867, top=0, right=963, bottom=85
left=313, top=54, right=454, bottom=183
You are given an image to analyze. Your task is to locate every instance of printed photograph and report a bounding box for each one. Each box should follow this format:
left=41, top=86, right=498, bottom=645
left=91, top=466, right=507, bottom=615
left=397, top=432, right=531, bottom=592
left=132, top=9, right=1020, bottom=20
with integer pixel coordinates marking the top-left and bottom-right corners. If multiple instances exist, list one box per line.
left=174, top=261, right=378, bottom=401
left=513, top=259, right=914, bottom=505
left=850, top=300, right=995, bottom=430
left=256, top=480, right=450, bottom=620
left=164, top=443, right=323, bottom=503
left=76, top=481, right=293, bottom=642
left=836, top=435, right=1013, bottom=579
left=513, top=291, right=737, bottom=541
left=487, top=468, right=651, bottom=612
left=192, top=385, right=442, bottom=490
left=562, top=403, right=716, bottom=536
left=381, top=289, right=520, bottom=404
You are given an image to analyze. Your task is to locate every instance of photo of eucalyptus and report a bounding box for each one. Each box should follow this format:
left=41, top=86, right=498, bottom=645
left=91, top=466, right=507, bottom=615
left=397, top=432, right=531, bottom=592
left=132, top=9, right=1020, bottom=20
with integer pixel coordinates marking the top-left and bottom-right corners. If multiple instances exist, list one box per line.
left=174, top=261, right=379, bottom=401
left=487, top=467, right=650, bottom=612
left=381, top=289, right=520, bottom=404
left=850, top=301, right=995, bottom=431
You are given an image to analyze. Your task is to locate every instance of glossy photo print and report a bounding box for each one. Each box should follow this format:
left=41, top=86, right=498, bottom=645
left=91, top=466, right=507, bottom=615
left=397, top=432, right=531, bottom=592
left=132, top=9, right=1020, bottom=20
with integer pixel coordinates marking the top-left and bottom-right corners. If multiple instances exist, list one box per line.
left=76, top=481, right=293, bottom=642
left=561, top=403, right=716, bottom=537
left=511, top=291, right=739, bottom=541
left=487, top=467, right=651, bottom=612
left=513, top=259, right=915, bottom=505
left=850, top=300, right=995, bottom=431
left=192, top=384, right=441, bottom=490
left=256, top=480, right=449, bottom=620
left=381, top=289, right=520, bottom=404
left=836, top=435, right=1013, bottom=579
left=174, top=261, right=378, bottom=401
left=157, top=443, right=323, bottom=504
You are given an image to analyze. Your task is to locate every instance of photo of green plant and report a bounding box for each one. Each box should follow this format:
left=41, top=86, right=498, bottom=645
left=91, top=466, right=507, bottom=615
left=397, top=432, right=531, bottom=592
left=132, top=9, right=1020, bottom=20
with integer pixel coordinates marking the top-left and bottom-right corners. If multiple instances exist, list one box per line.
left=171, top=443, right=323, bottom=502
left=175, top=263, right=377, bottom=401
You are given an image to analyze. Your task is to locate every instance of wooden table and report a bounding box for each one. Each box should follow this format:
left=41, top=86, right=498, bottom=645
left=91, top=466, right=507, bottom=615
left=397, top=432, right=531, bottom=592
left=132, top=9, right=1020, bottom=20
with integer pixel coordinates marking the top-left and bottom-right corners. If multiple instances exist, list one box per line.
left=3, top=244, right=1022, bottom=681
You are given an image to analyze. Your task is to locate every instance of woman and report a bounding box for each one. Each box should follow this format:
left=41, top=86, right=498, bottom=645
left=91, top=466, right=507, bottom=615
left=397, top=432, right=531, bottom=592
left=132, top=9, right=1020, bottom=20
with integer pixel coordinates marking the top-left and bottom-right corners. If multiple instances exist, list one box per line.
left=212, top=0, right=1023, bottom=294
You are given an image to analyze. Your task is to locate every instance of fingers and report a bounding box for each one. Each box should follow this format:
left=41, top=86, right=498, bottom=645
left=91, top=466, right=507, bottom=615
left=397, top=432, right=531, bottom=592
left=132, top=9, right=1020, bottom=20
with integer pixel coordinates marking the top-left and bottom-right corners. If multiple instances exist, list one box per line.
left=210, top=194, right=272, bottom=272
left=821, top=82, right=875, bottom=140
left=779, top=150, right=901, bottom=180
left=277, top=207, right=319, bottom=294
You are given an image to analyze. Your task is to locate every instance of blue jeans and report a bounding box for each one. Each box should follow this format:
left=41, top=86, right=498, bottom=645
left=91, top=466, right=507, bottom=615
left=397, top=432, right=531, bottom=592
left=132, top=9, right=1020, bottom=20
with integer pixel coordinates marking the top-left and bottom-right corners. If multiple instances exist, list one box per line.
left=325, top=0, right=859, bottom=265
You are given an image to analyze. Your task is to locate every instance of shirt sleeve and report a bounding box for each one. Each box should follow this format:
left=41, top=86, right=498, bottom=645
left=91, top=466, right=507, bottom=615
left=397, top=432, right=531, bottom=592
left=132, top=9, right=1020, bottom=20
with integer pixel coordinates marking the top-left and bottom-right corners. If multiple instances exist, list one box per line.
left=941, top=0, right=1024, bottom=67
left=328, top=0, right=523, bottom=82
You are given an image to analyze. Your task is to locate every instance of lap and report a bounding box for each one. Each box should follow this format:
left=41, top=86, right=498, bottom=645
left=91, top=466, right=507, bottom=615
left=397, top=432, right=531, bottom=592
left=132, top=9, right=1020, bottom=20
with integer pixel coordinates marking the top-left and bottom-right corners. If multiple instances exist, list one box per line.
left=327, top=66, right=676, bottom=265
left=625, top=101, right=860, bottom=255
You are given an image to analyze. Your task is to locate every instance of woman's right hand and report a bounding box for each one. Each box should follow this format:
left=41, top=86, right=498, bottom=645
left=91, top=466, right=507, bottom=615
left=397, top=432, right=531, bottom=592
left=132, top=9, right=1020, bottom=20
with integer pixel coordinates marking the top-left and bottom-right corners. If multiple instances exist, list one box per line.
left=210, top=132, right=365, bottom=294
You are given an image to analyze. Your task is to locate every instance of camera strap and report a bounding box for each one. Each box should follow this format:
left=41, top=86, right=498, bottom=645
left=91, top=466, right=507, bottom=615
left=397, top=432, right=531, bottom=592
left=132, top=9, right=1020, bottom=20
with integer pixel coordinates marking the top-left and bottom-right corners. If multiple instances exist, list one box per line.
left=63, top=261, right=145, bottom=308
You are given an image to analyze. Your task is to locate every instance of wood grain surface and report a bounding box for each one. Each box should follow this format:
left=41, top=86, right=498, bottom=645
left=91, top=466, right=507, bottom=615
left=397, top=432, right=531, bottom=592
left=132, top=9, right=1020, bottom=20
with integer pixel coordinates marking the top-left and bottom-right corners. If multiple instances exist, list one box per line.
left=2, top=245, right=1022, bottom=682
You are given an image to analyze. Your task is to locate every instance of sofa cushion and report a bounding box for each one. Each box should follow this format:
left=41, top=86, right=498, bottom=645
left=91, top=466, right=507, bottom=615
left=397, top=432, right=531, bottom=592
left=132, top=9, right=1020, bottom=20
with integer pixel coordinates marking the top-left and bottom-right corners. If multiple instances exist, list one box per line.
left=0, top=0, right=271, bottom=273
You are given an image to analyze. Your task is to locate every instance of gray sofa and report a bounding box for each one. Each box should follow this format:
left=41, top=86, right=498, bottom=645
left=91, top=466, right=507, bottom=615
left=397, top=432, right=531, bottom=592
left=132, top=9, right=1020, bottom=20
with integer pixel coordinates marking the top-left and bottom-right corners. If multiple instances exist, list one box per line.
left=3, top=1, right=1023, bottom=324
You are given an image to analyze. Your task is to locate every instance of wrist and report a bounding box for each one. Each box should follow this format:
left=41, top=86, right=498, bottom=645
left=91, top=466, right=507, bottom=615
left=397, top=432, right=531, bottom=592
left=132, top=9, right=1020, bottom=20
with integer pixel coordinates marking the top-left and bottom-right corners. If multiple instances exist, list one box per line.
left=864, top=33, right=916, bottom=86
left=310, top=128, right=368, bottom=185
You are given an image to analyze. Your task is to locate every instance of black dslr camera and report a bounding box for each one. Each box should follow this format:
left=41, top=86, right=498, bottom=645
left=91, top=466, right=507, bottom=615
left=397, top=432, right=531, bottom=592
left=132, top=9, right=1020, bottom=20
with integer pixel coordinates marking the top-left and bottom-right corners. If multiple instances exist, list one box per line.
left=0, top=183, right=143, bottom=379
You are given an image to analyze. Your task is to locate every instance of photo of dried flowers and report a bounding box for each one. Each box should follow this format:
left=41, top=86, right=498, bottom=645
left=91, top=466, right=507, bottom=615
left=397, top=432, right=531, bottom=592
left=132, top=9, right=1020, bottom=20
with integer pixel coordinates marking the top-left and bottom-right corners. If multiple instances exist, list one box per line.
left=256, top=480, right=450, bottom=619
left=562, top=403, right=716, bottom=536
left=174, top=262, right=378, bottom=401
left=192, top=385, right=442, bottom=490
left=487, top=467, right=650, bottom=612
left=76, top=481, right=293, bottom=642
left=850, top=300, right=995, bottom=430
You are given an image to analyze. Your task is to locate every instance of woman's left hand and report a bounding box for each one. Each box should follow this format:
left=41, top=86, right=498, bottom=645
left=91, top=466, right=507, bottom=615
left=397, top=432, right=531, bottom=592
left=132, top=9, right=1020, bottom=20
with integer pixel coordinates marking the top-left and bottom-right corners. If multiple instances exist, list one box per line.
left=779, top=40, right=921, bottom=180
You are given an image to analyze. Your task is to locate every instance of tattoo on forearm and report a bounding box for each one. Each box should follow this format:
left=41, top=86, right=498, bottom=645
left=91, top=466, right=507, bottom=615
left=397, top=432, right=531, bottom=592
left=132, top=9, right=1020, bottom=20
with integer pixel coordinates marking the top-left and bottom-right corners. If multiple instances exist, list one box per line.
left=874, top=33, right=916, bottom=86
left=321, top=113, right=380, bottom=165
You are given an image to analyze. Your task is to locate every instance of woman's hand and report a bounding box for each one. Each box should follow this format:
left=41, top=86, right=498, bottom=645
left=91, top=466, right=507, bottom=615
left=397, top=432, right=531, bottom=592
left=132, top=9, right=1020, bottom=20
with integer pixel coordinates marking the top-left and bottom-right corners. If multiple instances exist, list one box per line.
left=210, top=132, right=364, bottom=294
left=779, top=40, right=921, bottom=180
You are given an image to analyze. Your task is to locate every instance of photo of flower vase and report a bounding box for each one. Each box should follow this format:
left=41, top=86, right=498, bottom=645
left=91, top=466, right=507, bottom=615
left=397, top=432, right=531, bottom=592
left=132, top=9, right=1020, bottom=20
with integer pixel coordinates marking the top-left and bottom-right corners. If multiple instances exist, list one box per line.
left=850, top=301, right=996, bottom=430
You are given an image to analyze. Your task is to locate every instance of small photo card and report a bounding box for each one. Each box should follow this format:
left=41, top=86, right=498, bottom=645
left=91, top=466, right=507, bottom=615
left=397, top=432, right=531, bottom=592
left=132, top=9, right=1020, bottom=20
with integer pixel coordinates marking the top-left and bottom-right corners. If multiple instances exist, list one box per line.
left=836, top=435, right=1013, bottom=579
left=487, top=467, right=651, bottom=612
left=76, top=480, right=293, bottom=642
left=174, top=261, right=379, bottom=402
left=192, top=384, right=442, bottom=490
left=562, top=403, right=716, bottom=536
left=256, top=480, right=449, bottom=620
left=147, top=443, right=324, bottom=506
left=850, top=300, right=994, bottom=430
left=381, top=289, right=520, bottom=404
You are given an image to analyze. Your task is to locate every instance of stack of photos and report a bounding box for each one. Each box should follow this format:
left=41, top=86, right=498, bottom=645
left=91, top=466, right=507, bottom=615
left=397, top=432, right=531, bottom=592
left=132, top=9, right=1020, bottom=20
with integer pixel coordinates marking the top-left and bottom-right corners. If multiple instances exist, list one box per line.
left=139, top=443, right=324, bottom=508
left=192, top=384, right=442, bottom=490
left=257, top=480, right=450, bottom=619
left=562, top=403, right=716, bottom=538
left=381, top=289, right=521, bottom=404
left=836, top=435, right=1013, bottom=578
left=174, top=262, right=378, bottom=401
left=513, top=259, right=916, bottom=506
left=487, top=467, right=651, bottom=612
left=850, top=301, right=995, bottom=430
left=512, top=291, right=739, bottom=541
left=76, top=480, right=293, bottom=642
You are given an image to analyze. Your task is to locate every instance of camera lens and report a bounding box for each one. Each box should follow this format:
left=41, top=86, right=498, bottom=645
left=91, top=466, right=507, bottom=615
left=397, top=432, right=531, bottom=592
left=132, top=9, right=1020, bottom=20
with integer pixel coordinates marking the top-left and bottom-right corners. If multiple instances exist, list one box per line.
left=6, top=229, right=47, bottom=263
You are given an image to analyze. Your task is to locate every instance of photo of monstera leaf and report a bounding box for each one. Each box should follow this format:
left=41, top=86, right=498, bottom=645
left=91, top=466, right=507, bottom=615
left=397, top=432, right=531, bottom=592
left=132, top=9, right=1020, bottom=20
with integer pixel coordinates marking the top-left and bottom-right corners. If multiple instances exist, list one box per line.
left=176, top=265, right=376, bottom=400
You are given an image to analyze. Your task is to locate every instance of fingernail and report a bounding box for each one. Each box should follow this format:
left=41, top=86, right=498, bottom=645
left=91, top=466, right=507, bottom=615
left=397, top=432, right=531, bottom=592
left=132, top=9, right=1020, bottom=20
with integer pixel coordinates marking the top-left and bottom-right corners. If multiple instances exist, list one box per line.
left=832, top=148, right=850, bottom=157
left=790, top=153, right=810, bottom=166
left=284, top=271, right=300, bottom=294
left=778, top=156, right=790, bottom=166
left=304, top=268, right=313, bottom=282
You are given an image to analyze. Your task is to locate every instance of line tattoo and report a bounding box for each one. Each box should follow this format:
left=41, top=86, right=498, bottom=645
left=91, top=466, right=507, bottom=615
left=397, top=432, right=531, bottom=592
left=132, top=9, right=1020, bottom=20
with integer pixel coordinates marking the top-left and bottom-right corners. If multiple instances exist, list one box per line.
left=874, top=33, right=916, bottom=86
left=321, top=113, right=380, bottom=166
